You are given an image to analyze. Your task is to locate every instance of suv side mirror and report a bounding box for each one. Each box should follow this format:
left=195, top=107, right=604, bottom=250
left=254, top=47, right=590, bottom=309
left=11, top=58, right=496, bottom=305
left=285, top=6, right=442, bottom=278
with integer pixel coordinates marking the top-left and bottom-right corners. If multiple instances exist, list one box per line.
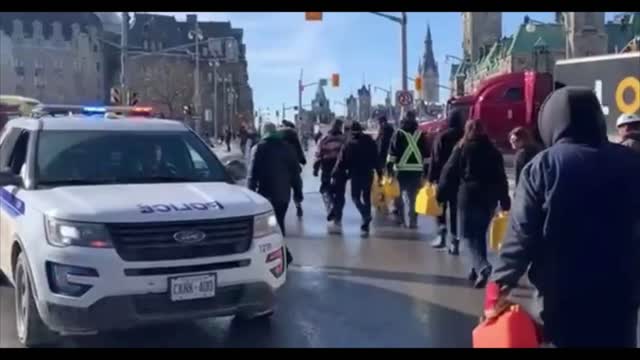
left=0, top=168, right=21, bottom=187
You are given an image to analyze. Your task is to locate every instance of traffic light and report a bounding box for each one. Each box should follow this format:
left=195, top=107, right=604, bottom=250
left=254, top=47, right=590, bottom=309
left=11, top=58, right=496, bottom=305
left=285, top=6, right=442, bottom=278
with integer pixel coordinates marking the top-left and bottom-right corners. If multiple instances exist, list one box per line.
left=183, top=105, right=193, bottom=116
left=415, top=76, right=423, bottom=92
left=305, top=12, right=323, bottom=21
left=129, top=91, right=138, bottom=106
left=331, top=73, right=340, bottom=87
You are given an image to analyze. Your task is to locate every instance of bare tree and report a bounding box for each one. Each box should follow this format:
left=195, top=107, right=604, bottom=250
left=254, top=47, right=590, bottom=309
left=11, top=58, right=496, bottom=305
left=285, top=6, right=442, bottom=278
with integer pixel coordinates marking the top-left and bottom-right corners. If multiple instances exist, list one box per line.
left=130, top=57, right=194, bottom=118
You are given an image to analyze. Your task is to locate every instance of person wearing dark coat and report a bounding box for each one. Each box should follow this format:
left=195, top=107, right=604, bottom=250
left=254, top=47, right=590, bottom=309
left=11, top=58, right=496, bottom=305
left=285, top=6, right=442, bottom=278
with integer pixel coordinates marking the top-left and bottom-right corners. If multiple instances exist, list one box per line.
left=376, top=115, right=395, bottom=172
left=488, top=87, right=640, bottom=348
left=280, top=120, right=307, bottom=166
left=427, top=109, right=465, bottom=254
left=333, top=122, right=382, bottom=236
left=248, top=122, right=303, bottom=238
left=438, top=119, right=510, bottom=288
left=224, top=127, right=232, bottom=152
left=509, top=126, right=543, bottom=187
left=386, top=111, right=430, bottom=228
left=313, top=119, right=346, bottom=232
left=280, top=120, right=307, bottom=218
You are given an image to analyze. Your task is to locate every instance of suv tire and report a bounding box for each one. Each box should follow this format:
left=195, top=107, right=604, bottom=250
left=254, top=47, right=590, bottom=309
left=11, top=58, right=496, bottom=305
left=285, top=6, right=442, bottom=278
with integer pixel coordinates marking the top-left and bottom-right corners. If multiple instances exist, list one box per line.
left=14, top=252, right=57, bottom=347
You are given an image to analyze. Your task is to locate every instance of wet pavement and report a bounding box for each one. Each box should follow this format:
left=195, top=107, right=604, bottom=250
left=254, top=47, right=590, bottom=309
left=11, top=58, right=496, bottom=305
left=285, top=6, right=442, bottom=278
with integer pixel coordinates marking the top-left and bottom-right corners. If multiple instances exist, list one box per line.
left=0, top=142, right=520, bottom=348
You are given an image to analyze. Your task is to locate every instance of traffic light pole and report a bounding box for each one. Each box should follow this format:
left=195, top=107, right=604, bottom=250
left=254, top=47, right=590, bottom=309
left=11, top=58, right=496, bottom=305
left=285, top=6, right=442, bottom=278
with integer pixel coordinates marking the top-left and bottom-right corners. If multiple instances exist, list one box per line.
left=120, top=12, right=129, bottom=105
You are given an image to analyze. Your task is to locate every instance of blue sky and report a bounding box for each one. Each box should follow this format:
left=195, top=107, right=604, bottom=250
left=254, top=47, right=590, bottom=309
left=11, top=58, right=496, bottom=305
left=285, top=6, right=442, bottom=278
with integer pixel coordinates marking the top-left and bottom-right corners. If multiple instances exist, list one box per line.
left=161, top=12, right=619, bottom=120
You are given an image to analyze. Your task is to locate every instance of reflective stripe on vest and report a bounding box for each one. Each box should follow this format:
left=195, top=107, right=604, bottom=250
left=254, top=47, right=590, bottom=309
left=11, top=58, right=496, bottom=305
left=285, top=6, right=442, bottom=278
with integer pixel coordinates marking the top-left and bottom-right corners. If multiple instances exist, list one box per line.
left=396, top=129, right=423, bottom=171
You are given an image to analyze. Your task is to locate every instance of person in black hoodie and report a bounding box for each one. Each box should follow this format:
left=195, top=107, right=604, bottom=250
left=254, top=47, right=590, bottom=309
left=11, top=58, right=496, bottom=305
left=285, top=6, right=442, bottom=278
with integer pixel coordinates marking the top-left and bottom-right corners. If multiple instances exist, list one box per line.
left=333, top=122, right=382, bottom=236
left=248, top=122, right=303, bottom=267
left=313, top=119, right=347, bottom=233
left=386, top=111, right=430, bottom=228
left=376, top=115, right=395, bottom=173
left=427, top=109, right=465, bottom=254
left=280, top=120, right=307, bottom=217
left=438, top=119, right=511, bottom=288
left=487, top=87, right=640, bottom=348
left=509, top=126, right=543, bottom=187
left=248, top=122, right=303, bottom=236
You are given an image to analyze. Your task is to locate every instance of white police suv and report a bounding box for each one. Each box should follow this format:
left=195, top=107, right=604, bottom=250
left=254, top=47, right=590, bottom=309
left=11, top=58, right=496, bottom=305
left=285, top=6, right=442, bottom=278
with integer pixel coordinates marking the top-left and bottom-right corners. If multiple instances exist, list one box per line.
left=0, top=106, right=286, bottom=346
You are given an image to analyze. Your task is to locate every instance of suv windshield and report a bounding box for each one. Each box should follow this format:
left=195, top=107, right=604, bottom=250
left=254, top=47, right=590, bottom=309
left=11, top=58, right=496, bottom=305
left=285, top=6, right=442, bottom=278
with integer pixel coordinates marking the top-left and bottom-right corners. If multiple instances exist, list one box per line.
left=36, top=130, right=227, bottom=186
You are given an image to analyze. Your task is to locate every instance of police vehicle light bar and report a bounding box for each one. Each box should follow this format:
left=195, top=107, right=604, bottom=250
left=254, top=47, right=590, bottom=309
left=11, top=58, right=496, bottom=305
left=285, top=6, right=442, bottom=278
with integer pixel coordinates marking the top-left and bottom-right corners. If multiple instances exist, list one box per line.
left=32, top=105, right=154, bottom=117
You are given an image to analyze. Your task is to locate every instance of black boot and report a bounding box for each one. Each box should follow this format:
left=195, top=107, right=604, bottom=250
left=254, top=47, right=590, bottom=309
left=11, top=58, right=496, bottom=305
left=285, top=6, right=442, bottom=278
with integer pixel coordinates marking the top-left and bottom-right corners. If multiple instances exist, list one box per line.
left=468, top=269, right=478, bottom=282
left=431, top=229, right=447, bottom=249
left=474, top=267, right=492, bottom=289
left=448, top=239, right=460, bottom=256
left=296, top=204, right=303, bottom=218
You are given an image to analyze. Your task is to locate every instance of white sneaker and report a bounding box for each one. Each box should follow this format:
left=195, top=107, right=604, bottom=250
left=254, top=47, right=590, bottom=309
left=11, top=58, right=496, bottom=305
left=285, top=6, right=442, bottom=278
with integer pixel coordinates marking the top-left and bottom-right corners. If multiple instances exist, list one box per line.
left=328, top=221, right=343, bottom=234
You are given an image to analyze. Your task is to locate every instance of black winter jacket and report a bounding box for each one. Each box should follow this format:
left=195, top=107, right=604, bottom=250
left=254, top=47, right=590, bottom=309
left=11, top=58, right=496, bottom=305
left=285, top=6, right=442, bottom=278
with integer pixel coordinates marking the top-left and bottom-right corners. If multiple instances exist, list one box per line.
left=248, top=136, right=303, bottom=205
left=514, top=143, right=543, bottom=186
left=437, top=135, right=510, bottom=211
left=387, top=119, right=430, bottom=174
left=491, top=87, right=640, bottom=321
left=279, top=127, right=307, bottom=166
left=333, top=132, right=381, bottom=179
left=427, top=109, right=465, bottom=183
left=376, top=123, right=394, bottom=167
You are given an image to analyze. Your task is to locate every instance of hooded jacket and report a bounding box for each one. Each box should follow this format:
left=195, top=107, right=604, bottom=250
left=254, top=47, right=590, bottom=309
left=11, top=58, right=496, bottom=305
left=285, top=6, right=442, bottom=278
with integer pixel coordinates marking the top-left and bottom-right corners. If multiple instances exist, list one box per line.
left=491, top=87, right=640, bottom=327
left=376, top=121, right=395, bottom=167
left=437, top=134, right=510, bottom=211
left=427, top=109, right=465, bottom=183
left=248, top=132, right=303, bottom=205
left=333, top=125, right=381, bottom=179
left=387, top=118, right=429, bottom=174
left=279, top=126, right=307, bottom=166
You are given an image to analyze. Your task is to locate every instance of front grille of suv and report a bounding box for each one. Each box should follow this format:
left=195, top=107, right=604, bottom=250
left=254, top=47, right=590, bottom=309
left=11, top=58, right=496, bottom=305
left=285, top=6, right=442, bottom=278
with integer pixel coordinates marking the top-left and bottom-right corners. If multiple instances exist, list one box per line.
left=106, top=217, right=253, bottom=261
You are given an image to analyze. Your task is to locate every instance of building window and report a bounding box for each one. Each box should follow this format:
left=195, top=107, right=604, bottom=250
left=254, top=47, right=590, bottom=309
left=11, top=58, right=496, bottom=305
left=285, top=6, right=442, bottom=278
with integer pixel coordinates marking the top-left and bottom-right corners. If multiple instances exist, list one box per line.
left=15, top=59, right=25, bottom=76
left=96, top=62, right=101, bottom=72
left=35, top=68, right=44, bottom=77
left=143, top=40, right=149, bottom=50
left=504, top=87, right=524, bottom=101
left=150, top=41, right=156, bottom=52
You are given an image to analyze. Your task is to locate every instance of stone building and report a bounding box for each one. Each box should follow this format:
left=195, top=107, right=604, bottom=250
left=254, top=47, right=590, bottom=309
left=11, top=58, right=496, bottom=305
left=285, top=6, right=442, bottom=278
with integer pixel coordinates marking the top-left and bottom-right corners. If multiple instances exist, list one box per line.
left=357, top=85, right=372, bottom=123
left=452, top=12, right=640, bottom=95
left=462, top=12, right=502, bottom=62
left=0, top=13, right=106, bottom=104
left=418, top=25, right=439, bottom=103
left=310, top=82, right=333, bottom=125
left=104, top=13, right=254, bottom=137
left=346, top=94, right=357, bottom=121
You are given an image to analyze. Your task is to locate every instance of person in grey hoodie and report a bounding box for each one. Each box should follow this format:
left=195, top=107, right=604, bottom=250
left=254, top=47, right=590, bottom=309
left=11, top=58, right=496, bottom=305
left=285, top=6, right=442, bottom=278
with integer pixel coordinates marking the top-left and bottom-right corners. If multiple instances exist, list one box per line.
left=489, top=87, right=640, bottom=348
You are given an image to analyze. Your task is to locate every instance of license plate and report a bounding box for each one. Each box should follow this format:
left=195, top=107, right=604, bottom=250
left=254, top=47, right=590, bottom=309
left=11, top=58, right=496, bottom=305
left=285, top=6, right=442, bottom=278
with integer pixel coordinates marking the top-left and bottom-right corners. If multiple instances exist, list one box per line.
left=169, top=273, right=216, bottom=301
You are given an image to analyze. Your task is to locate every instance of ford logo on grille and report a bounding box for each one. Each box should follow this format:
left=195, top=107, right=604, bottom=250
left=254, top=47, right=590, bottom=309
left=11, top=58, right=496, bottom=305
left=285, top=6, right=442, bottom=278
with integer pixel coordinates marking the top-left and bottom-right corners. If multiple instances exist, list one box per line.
left=173, top=230, right=206, bottom=244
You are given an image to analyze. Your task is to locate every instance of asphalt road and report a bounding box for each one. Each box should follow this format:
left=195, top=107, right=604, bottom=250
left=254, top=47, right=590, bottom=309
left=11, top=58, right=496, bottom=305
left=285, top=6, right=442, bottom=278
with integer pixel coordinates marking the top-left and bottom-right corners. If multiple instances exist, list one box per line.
left=0, top=142, right=520, bottom=348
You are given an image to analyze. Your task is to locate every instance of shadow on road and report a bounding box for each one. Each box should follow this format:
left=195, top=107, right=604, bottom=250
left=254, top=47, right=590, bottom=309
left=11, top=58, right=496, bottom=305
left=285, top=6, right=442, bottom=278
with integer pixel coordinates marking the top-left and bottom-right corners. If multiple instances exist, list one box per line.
left=1, top=271, right=478, bottom=348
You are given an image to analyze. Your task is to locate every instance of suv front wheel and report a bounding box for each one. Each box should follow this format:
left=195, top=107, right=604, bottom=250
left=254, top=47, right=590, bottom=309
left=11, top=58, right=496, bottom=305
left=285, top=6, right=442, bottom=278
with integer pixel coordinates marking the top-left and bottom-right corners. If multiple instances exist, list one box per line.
left=14, top=252, right=57, bottom=347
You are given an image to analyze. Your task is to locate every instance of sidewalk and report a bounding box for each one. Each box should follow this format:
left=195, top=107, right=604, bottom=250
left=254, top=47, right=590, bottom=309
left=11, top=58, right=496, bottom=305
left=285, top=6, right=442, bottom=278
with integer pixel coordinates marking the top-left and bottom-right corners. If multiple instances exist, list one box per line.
left=211, top=142, right=244, bottom=163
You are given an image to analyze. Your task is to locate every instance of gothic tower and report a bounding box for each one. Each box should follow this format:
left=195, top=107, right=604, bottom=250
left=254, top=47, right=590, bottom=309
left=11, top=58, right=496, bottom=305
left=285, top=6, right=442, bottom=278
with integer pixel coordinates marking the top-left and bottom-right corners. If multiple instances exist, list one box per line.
left=561, top=12, right=607, bottom=58
left=421, top=25, right=439, bottom=103
left=462, top=12, right=502, bottom=62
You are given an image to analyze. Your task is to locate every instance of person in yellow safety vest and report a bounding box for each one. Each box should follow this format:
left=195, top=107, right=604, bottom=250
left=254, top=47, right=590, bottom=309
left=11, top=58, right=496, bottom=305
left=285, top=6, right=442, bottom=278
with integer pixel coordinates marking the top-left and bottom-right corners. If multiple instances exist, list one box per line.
left=386, top=110, right=430, bottom=228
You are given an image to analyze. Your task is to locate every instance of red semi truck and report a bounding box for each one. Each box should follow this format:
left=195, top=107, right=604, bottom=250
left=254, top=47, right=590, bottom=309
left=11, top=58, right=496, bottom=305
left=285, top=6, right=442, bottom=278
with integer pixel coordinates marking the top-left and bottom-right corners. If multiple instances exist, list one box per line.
left=420, top=52, right=640, bottom=148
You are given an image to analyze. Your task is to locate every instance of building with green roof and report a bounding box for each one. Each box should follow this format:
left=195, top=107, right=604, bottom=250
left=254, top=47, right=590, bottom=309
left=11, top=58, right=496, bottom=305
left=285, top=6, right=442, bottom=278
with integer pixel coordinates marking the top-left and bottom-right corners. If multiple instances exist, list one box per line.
left=455, top=12, right=640, bottom=96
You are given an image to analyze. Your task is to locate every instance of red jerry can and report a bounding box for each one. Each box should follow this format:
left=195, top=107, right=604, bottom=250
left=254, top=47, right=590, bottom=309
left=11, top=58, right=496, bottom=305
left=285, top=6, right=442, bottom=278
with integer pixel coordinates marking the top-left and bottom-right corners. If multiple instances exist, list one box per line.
left=472, top=304, right=540, bottom=348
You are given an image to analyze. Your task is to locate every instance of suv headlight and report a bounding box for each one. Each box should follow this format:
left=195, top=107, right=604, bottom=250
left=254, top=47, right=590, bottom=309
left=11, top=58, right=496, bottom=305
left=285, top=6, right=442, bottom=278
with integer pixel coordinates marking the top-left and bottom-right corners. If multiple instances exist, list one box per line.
left=253, top=211, right=279, bottom=238
left=45, top=217, right=113, bottom=248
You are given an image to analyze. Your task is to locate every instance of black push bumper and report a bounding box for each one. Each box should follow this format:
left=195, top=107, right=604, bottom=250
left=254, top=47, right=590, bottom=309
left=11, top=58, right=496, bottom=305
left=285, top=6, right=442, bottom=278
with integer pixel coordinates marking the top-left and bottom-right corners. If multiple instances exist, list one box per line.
left=37, top=282, right=275, bottom=335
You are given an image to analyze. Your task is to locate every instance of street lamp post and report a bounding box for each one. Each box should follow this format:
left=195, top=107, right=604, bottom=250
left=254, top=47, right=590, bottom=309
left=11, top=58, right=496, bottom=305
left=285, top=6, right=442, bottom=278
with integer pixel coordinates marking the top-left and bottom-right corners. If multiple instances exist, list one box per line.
left=188, top=25, right=204, bottom=135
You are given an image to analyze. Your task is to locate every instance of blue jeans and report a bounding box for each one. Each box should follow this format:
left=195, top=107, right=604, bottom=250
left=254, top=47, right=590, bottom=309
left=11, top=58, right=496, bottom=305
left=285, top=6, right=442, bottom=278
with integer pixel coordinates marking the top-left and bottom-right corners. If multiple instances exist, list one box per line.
left=457, top=203, right=494, bottom=275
